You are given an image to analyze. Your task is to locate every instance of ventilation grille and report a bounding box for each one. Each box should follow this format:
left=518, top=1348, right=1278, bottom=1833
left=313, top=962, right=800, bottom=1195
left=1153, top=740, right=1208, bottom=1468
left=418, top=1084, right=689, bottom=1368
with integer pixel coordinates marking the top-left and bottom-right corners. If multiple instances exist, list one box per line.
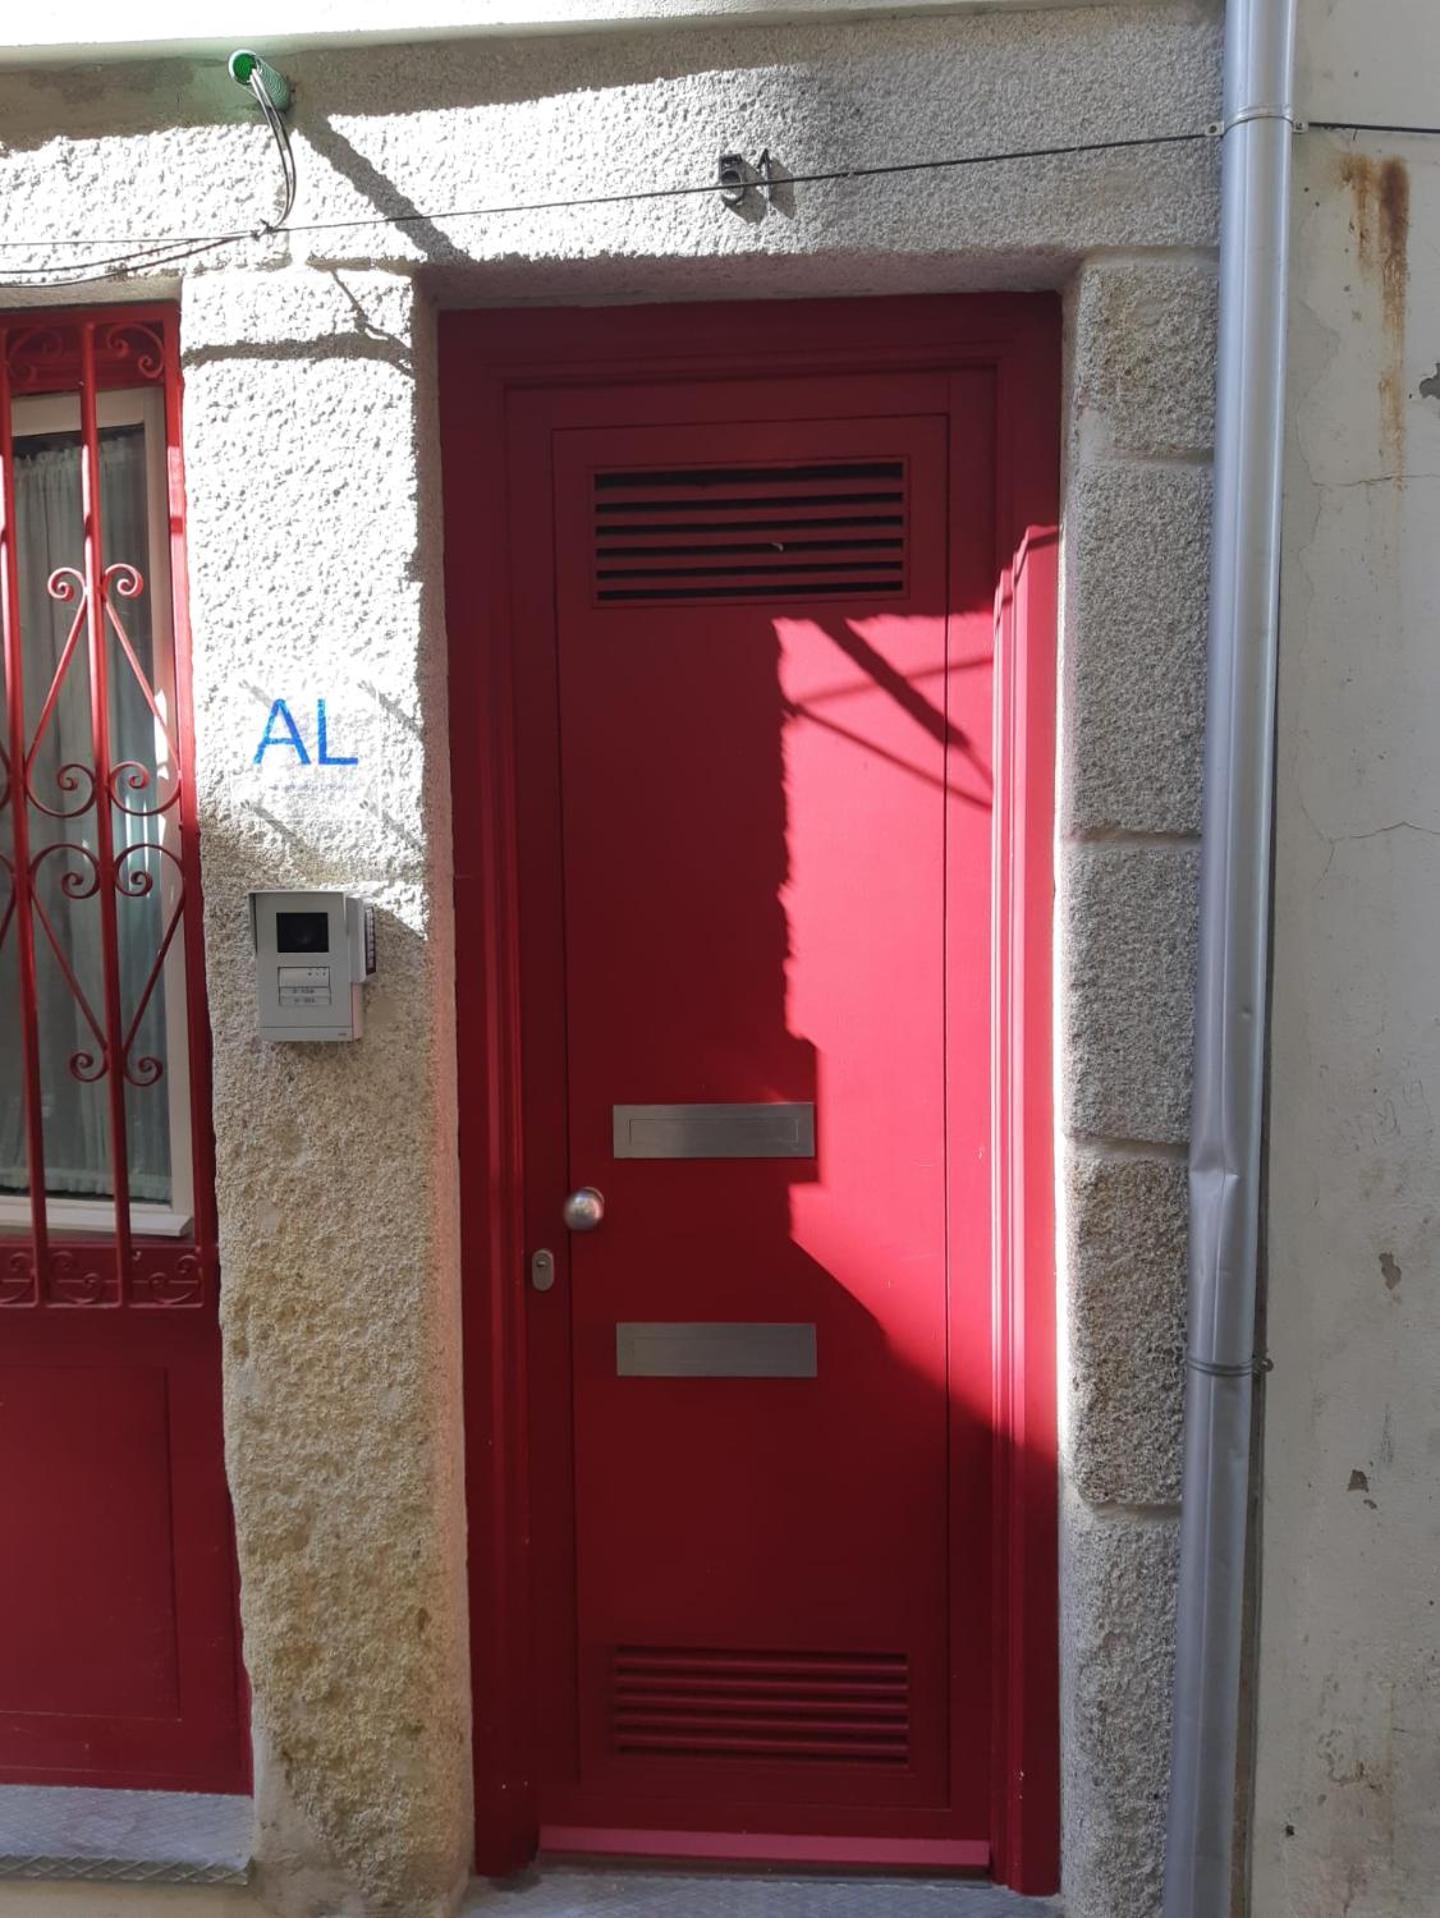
left=592, top=460, right=909, bottom=605
left=611, top=1647, right=911, bottom=1765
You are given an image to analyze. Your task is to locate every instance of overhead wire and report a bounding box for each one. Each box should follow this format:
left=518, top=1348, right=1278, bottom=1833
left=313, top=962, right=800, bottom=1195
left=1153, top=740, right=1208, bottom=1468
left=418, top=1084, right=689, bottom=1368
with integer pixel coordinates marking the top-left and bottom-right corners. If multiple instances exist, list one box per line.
left=0, top=129, right=1215, bottom=282
left=0, top=234, right=244, bottom=288
left=0, top=60, right=297, bottom=287
left=1308, top=119, right=1440, bottom=138
left=4, top=115, right=1440, bottom=286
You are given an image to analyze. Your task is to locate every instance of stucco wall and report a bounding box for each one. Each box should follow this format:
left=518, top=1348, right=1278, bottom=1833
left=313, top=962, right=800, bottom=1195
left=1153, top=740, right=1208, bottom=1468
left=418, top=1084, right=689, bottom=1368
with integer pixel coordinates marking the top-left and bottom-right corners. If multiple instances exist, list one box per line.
left=182, top=271, right=472, bottom=1918
left=1256, top=3, right=1440, bottom=1912
left=0, top=7, right=1220, bottom=1914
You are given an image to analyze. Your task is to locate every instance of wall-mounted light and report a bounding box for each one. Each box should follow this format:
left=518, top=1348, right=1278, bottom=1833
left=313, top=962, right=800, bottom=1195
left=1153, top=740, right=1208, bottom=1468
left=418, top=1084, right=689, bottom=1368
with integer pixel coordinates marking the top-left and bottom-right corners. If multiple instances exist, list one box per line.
left=228, top=49, right=295, bottom=231
left=228, top=48, right=292, bottom=113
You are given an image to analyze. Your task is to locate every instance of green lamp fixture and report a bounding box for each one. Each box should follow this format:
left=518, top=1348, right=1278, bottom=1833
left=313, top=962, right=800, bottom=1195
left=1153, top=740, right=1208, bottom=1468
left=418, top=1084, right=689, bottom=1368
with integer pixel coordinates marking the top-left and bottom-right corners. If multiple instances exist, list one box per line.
left=228, top=49, right=292, bottom=113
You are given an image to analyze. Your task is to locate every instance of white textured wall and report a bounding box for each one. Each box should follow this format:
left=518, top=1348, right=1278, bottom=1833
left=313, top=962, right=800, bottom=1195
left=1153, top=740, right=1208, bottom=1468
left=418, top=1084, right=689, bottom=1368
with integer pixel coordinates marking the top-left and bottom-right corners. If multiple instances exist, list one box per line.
left=0, top=8, right=1220, bottom=1913
left=0, top=1, right=1147, bottom=67
left=1257, top=3, right=1440, bottom=1912
left=0, top=8, right=1218, bottom=294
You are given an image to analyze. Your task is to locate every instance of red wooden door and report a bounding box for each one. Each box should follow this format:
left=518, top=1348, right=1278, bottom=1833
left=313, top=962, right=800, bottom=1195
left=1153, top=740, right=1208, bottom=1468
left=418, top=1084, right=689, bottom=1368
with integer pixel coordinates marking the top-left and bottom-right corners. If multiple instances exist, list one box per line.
left=516, top=374, right=999, bottom=1860
left=0, top=1310, right=244, bottom=1790
left=0, top=307, right=246, bottom=1793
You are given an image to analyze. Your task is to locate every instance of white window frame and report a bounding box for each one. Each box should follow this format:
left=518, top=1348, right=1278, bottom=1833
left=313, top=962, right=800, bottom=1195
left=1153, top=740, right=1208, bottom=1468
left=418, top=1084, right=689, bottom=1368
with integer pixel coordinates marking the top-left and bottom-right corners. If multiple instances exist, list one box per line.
left=0, top=387, right=193, bottom=1239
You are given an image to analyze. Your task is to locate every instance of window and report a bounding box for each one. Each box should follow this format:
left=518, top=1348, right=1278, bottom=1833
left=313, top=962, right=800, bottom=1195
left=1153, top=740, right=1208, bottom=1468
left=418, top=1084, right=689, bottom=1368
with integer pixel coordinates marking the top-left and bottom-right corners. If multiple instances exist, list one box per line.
left=0, top=311, right=207, bottom=1303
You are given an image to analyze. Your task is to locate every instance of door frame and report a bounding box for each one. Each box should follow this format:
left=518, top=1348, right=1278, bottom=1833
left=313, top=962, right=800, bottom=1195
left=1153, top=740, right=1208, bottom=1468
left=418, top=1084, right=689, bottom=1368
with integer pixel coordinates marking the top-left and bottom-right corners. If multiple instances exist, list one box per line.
left=440, top=294, right=1060, bottom=1894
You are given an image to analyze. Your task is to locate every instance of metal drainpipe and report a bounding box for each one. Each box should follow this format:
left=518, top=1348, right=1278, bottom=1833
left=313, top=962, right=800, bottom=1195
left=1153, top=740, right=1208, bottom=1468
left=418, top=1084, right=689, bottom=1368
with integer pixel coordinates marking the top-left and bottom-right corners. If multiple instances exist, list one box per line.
left=1161, top=0, right=1297, bottom=1912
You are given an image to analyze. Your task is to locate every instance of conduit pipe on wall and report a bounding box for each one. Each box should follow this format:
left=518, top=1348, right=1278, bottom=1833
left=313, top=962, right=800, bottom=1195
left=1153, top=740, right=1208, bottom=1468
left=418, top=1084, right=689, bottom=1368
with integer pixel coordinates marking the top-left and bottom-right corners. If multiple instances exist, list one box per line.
left=1162, top=0, right=1297, bottom=1912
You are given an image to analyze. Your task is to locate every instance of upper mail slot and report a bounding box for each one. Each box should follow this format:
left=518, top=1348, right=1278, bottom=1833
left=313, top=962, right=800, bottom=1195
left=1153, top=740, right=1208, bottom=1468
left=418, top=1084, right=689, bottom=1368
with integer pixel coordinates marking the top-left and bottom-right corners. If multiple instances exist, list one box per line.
left=612, top=1102, right=816, bottom=1160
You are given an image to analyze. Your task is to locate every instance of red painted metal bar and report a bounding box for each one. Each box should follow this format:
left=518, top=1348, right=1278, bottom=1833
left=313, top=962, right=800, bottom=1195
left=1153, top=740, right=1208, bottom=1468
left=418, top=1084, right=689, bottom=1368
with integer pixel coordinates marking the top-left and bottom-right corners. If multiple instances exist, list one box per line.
left=0, top=325, right=49, bottom=1304
left=161, top=326, right=215, bottom=1264
left=77, top=320, right=133, bottom=1296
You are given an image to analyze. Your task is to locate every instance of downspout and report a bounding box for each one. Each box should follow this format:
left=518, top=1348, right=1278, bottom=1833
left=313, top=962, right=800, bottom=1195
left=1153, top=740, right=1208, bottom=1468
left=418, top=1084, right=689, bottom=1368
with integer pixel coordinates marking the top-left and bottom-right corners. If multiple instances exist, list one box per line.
left=1162, top=0, right=1297, bottom=1913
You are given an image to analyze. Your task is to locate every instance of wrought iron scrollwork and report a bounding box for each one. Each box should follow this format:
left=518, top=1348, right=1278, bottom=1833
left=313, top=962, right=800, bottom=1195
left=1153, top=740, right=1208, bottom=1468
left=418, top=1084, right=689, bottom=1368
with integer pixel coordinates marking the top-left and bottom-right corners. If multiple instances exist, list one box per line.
left=131, top=1249, right=204, bottom=1308
left=116, top=841, right=185, bottom=1089
left=0, top=310, right=206, bottom=1309
left=5, top=320, right=166, bottom=395
left=0, top=1248, right=37, bottom=1308
left=96, top=322, right=165, bottom=386
left=5, top=324, right=69, bottom=391
left=48, top=1246, right=117, bottom=1307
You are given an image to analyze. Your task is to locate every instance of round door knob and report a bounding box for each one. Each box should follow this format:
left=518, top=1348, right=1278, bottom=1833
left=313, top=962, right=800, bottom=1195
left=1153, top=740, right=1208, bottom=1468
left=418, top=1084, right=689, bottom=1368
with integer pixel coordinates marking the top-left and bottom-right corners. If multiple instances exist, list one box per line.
left=561, top=1186, right=605, bottom=1233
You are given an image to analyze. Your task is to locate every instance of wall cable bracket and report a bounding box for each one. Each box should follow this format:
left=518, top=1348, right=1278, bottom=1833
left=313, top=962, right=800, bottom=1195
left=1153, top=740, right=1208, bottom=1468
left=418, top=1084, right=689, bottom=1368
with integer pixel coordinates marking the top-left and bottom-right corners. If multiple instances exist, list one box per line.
left=1208, top=106, right=1308, bottom=136
left=229, top=49, right=297, bottom=234
left=717, top=149, right=779, bottom=210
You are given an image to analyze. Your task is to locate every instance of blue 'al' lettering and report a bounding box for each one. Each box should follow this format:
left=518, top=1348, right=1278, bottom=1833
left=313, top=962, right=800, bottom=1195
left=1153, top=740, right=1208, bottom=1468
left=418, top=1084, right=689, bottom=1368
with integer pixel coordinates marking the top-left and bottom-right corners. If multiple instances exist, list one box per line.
left=316, top=699, right=359, bottom=767
left=253, top=698, right=310, bottom=765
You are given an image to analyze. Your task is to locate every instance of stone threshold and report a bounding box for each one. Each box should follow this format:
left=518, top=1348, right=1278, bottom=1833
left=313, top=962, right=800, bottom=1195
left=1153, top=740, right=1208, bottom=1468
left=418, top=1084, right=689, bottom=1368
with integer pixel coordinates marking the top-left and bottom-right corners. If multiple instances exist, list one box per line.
left=0, top=1787, right=251, bottom=1886
left=466, top=1865, right=1060, bottom=1914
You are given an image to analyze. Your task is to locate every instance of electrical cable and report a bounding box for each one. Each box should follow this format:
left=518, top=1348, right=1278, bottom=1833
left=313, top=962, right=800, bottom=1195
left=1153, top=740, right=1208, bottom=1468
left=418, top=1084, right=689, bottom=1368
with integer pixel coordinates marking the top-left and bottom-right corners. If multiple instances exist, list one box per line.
left=0, top=234, right=245, bottom=289
left=247, top=66, right=296, bottom=233
left=5, top=116, right=1440, bottom=285
left=1, top=128, right=1215, bottom=276
left=275, top=126, right=1216, bottom=236
left=0, top=234, right=240, bottom=283
left=0, top=62, right=297, bottom=287
left=1308, top=119, right=1440, bottom=138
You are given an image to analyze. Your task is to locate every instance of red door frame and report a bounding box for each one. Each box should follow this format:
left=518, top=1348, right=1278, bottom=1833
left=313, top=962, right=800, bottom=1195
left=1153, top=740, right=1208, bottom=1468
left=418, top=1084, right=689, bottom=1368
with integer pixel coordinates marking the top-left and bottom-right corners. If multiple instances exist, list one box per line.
left=440, top=295, right=1059, bottom=1894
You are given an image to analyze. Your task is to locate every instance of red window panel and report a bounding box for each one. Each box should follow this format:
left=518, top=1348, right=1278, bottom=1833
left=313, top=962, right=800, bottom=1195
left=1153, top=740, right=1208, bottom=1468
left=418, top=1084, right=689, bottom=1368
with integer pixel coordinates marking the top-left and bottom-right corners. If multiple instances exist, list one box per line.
left=0, top=307, right=214, bottom=1310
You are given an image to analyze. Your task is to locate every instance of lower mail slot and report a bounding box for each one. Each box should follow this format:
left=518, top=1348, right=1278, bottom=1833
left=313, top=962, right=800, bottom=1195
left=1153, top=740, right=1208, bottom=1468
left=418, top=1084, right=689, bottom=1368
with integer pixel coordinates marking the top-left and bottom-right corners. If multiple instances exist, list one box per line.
left=616, top=1322, right=818, bottom=1379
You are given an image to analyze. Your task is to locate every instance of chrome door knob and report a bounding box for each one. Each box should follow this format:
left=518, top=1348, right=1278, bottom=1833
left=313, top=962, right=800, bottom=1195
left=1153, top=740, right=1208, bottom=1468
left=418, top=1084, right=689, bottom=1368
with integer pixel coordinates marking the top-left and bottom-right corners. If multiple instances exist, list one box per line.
left=562, top=1186, right=605, bottom=1233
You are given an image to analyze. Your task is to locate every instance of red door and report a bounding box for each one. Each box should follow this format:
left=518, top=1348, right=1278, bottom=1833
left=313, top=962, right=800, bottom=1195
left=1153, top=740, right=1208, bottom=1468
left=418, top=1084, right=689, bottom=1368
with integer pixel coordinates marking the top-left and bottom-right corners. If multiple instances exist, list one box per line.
left=513, top=370, right=1001, bottom=1861
left=0, top=307, right=246, bottom=1792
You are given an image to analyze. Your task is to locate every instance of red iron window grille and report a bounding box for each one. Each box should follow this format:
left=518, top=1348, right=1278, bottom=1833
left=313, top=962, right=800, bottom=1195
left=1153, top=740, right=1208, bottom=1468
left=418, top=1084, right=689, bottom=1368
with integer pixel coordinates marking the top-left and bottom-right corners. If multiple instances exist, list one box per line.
left=0, top=307, right=213, bottom=1309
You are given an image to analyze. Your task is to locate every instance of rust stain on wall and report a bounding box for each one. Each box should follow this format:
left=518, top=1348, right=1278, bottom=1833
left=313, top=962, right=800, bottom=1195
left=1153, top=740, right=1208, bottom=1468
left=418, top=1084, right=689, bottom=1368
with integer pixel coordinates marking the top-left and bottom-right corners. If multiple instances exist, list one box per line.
left=1339, top=153, right=1376, bottom=274
left=1378, top=159, right=1411, bottom=462
left=1337, top=153, right=1411, bottom=470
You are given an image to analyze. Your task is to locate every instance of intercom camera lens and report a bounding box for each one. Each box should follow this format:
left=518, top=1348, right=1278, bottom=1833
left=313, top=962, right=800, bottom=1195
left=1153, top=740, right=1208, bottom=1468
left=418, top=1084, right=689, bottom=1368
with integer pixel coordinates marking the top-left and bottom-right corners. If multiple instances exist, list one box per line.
left=276, top=910, right=330, bottom=954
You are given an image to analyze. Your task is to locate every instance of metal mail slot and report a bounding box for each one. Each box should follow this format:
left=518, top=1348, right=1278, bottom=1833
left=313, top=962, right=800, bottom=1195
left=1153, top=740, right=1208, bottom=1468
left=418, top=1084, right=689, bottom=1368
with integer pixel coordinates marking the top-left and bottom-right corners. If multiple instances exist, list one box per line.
left=616, top=1322, right=818, bottom=1378
left=612, top=1102, right=815, bottom=1160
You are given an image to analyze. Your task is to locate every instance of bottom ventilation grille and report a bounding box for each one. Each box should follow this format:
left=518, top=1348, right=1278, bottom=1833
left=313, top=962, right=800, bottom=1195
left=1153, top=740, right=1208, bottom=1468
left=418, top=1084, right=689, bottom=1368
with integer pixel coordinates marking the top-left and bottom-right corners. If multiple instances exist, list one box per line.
left=611, top=1646, right=911, bottom=1765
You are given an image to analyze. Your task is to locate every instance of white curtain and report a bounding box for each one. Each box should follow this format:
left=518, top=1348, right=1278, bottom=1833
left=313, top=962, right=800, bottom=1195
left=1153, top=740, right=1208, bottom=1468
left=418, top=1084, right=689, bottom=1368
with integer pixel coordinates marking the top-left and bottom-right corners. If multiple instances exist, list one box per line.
left=0, top=426, right=172, bottom=1206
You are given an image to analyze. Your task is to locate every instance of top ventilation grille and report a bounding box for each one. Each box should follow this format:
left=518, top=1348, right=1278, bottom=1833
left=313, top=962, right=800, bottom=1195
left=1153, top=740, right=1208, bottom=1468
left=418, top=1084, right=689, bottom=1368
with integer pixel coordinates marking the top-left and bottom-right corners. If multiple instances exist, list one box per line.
left=610, top=1646, right=911, bottom=1766
left=592, top=459, right=909, bottom=606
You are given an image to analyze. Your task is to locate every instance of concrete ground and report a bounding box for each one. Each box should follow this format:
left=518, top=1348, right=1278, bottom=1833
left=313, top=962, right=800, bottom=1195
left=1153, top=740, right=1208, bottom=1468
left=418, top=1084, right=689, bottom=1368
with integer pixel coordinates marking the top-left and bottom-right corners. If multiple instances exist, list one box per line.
left=466, top=1866, right=1057, bottom=1915
left=0, top=1788, right=1057, bottom=1915
left=0, top=1787, right=249, bottom=1883
left=0, top=1871, right=1056, bottom=1917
